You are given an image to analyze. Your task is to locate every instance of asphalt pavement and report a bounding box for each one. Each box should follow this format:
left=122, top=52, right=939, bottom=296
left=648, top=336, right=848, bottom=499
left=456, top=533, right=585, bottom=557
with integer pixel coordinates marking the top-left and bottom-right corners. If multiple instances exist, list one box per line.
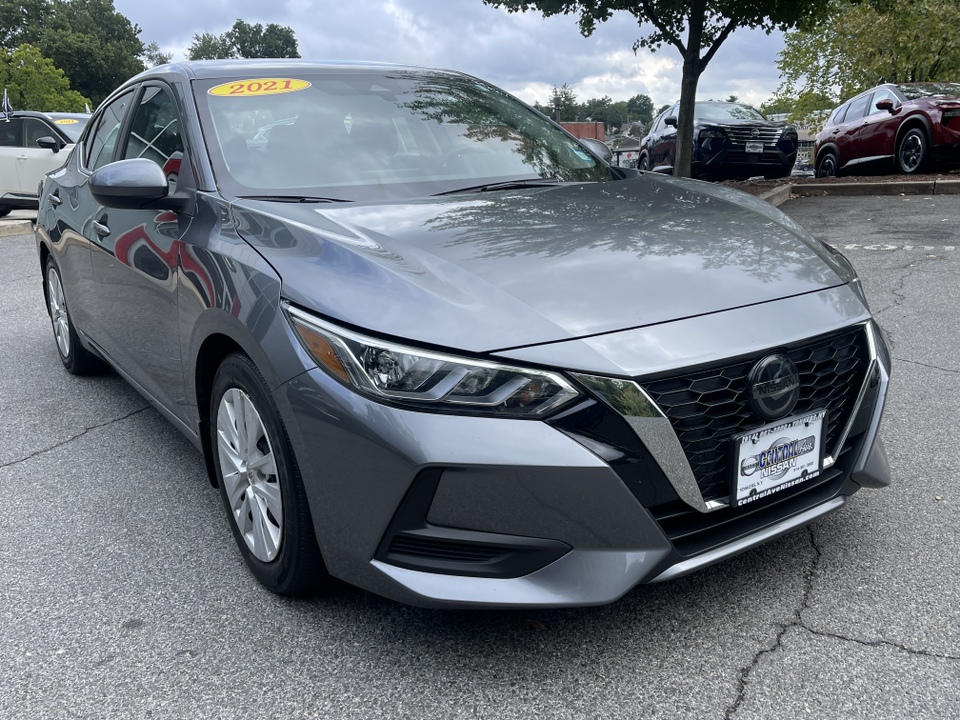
left=1, top=194, right=958, bottom=719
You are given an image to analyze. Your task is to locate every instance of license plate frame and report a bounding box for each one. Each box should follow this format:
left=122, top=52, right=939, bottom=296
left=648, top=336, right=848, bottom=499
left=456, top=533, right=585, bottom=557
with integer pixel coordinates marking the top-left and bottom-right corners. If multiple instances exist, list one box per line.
left=730, top=410, right=828, bottom=508
left=745, top=141, right=764, bottom=154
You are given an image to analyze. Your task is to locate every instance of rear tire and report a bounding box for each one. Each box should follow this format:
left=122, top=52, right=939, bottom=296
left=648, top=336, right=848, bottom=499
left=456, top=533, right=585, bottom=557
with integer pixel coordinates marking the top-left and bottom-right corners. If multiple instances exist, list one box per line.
left=44, top=257, right=105, bottom=375
left=816, top=152, right=837, bottom=178
left=638, top=154, right=649, bottom=171
left=210, top=352, right=328, bottom=596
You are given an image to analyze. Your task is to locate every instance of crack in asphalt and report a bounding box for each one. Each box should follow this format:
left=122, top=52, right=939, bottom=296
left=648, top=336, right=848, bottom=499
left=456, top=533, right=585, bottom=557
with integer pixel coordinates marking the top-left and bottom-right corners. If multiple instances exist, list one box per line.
left=0, top=406, right=151, bottom=471
left=893, top=357, right=960, bottom=375
left=723, top=526, right=959, bottom=718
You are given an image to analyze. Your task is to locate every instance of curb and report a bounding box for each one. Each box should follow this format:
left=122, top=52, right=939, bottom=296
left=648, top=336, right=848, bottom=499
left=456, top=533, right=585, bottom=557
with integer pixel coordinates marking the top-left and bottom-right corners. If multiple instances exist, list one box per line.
left=759, top=178, right=960, bottom=207
left=0, top=220, right=34, bottom=237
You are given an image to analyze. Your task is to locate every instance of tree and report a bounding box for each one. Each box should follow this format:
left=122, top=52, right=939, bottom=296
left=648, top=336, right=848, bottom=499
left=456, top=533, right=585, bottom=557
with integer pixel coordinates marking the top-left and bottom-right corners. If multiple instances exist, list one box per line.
left=0, top=43, right=90, bottom=111
left=142, top=41, right=171, bottom=67
left=188, top=19, right=300, bottom=61
left=485, top=0, right=832, bottom=177
left=626, top=93, right=654, bottom=124
left=0, top=0, right=148, bottom=106
left=187, top=31, right=235, bottom=60
left=776, top=0, right=960, bottom=130
left=228, top=19, right=299, bottom=59
left=725, top=94, right=739, bottom=103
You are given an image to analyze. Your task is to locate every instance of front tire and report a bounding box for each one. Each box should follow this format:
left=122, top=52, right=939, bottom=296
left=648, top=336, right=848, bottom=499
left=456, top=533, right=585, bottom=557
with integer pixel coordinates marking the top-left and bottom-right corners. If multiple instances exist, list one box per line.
left=638, top=154, right=649, bottom=171
left=44, top=257, right=104, bottom=375
left=211, top=352, right=328, bottom=596
left=897, top=128, right=927, bottom=174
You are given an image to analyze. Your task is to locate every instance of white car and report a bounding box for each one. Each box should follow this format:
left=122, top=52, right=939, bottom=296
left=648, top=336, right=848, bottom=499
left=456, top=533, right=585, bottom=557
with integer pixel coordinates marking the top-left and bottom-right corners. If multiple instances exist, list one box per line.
left=0, top=111, right=90, bottom=216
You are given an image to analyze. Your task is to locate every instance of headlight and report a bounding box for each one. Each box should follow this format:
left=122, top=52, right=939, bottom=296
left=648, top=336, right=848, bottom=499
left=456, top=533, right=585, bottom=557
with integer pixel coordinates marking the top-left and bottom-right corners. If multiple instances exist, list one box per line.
left=781, top=127, right=798, bottom=142
left=285, top=305, right=581, bottom=418
left=698, top=127, right=727, bottom=141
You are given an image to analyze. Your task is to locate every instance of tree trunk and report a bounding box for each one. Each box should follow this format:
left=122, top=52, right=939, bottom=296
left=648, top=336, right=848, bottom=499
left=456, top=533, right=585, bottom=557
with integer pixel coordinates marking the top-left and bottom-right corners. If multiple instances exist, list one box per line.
left=673, top=1, right=705, bottom=178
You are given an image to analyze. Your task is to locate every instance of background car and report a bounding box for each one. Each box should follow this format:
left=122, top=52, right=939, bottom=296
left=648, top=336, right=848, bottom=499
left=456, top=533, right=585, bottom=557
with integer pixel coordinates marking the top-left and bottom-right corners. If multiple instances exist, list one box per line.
left=814, top=82, right=960, bottom=177
left=638, top=101, right=798, bottom=179
left=36, top=60, right=890, bottom=608
left=0, top=110, right=88, bottom=216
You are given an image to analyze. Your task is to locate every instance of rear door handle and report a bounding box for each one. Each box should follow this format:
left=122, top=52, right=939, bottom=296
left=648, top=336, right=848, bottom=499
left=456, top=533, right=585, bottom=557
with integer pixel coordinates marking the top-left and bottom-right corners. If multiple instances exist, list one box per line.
left=93, top=220, right=110, bottom=237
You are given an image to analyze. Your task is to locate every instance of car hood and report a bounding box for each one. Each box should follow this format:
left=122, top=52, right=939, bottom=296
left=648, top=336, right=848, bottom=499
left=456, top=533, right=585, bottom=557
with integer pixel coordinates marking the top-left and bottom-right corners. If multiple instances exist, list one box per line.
left=232, top=173, right=850, bottom=354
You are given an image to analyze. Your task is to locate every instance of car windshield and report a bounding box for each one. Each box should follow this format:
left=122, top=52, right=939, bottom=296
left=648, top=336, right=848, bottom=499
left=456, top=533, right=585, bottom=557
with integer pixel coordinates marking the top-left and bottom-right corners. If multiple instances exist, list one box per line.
left=694, top=103, right=766, bottom=121
left=49, top=115, right=90, bottom=142
left=896, top=83, right=960, bottom=100
left=193, top=70, right=614, bottom=201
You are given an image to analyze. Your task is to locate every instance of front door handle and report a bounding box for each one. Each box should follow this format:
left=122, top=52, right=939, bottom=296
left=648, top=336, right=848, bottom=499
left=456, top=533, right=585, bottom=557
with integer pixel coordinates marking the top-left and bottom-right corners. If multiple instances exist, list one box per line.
left=49, top=193, right=62, bottom=207
left=93, top=220, right=110, bottom=237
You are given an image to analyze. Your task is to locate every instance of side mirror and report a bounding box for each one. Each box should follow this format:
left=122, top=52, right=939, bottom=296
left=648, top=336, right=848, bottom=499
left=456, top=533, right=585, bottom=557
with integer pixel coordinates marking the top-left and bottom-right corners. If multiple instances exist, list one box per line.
left=579, top=137, right=613, bottom=164
left=36, top=136, right=61, bottom=153
left=664, top=116, right=678, bottom=127
left=89, top=158, right=190, bottom=211
left=876, top=99, right=894, bottom=113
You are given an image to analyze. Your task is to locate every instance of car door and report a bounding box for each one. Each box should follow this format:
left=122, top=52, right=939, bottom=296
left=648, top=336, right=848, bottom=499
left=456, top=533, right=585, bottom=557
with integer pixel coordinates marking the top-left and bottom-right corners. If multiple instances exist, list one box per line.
left=855, top=88, right=901, bottom=161
left=835, top=93, right=871, bottom=169
left=43, top=93, right=135, bottom=337
left=86, top=83, right=191, bottom=418
left=0, top=118, right=24, bottom=198
left=651, top=106, right=678, bottom=170
left=17, top=117, right=72, bottom=195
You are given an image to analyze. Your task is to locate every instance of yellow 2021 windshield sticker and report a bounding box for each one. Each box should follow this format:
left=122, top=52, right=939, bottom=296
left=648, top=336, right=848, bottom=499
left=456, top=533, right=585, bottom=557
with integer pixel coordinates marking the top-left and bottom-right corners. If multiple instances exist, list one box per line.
left=208, top=78, right=311, bottom=97
left=55, top=118, right=79, bottom=124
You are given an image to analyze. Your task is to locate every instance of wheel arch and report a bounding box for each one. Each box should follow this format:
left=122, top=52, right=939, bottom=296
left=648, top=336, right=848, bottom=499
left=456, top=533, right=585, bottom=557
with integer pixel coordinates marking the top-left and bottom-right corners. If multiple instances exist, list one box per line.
left=815, top=142, right=839, bottom=167
left=894, top=114, right=932, bottom=150
left=38, top=240, right=52, bottom=311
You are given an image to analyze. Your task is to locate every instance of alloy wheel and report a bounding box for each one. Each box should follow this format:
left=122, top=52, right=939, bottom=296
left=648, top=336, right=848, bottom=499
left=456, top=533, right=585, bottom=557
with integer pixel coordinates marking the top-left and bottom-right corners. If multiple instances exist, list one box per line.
left=46, top=266, right=71, bottom=358
left=216, top=388, right=283, bottom=562
left=900, top=133, right=923, bottom=172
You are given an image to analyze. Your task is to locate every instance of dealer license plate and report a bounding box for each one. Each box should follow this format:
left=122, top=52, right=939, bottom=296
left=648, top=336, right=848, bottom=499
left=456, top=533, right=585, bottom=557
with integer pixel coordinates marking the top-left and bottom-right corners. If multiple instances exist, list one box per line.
left=745, top=141, right=764, bottom=154
left=731, top=410, right=827, bottom=507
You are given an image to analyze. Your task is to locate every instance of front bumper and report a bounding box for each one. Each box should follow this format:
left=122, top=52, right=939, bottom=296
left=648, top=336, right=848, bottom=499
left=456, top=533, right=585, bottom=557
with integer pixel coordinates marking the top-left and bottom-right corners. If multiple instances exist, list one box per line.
left=276, top=292, right=890, bottom=608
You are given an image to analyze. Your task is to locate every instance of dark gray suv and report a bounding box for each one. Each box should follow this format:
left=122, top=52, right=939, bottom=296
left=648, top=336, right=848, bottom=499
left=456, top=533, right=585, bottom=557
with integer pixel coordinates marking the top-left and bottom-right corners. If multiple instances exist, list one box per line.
left=36, top=60, right=890, bottom=608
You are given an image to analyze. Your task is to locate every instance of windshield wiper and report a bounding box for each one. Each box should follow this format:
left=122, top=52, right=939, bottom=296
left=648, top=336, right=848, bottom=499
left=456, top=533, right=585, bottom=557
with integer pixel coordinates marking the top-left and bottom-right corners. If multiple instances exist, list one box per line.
left=239, top=195, right=351, bottom=204
left=434, top=177, right=561, bottom=195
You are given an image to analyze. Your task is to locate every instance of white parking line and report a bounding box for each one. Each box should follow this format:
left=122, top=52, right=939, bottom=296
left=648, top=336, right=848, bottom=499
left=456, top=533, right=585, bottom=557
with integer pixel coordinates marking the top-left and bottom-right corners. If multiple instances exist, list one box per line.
left=842, top=245, right=956, bottom=251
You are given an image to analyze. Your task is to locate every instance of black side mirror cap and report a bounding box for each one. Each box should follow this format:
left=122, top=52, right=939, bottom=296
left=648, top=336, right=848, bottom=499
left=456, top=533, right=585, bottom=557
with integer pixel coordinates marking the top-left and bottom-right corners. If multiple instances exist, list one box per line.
left=89, top=158, right=193, bottom=213
left=664, top=116, right=678, bottom=127
left=578, top=137, right=613, bottom=164
left=36, top=136, right=61, bottom=153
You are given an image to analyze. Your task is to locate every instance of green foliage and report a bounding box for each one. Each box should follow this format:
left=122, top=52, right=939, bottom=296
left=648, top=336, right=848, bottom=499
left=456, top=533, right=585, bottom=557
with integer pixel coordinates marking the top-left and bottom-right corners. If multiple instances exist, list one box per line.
left=485, top=0, right=833, bottom=176
left=0, top=0, right=148, bottom=106
left=142, top=41, right=171, bottom=67
left=626, top=93, right=654, bottom=124
left=777, top=0, right=960, bottom=130
left=758, top=95, right=795, bottom=115
left=533, top=87, right=652, bottom=130
left=0, top=43, right=90, bottom=111
left=188, top=19, right=300, bottom=61
left=187, top=32, right=234, bottom=60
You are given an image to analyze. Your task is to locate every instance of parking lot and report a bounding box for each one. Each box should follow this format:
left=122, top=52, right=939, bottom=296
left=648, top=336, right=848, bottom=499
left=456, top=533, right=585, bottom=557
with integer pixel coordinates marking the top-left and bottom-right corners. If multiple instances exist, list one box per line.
left=1, top=194, right=958, bottom=719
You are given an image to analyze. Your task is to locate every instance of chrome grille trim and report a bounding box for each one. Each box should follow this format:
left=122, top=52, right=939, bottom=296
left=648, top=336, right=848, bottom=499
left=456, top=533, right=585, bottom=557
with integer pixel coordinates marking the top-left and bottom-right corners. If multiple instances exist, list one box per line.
left=723, top=126, right=783, bottom=145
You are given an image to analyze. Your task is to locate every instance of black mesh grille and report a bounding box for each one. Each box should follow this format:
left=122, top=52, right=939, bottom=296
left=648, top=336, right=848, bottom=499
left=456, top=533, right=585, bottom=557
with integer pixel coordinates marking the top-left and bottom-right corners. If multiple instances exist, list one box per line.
left=641, top=325, right=869, bottom=501
left=388, top=535, right=507, bottom=563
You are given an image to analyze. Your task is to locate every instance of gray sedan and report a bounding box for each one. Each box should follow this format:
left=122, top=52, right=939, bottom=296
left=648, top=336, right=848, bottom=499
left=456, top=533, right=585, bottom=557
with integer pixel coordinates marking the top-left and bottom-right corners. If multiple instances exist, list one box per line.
left=35, top=60, right=891, bottom=608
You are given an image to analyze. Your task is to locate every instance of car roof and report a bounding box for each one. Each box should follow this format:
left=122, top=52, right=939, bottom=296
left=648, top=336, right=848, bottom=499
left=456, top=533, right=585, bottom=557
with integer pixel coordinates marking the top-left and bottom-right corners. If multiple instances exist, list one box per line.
left=138, top=58, right=445, bottom=82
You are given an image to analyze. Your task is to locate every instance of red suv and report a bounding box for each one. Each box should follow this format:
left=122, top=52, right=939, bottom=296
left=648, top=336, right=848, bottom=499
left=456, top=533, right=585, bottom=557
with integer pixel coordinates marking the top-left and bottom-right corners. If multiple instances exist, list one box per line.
left=814, top=82, right=960, bottom=177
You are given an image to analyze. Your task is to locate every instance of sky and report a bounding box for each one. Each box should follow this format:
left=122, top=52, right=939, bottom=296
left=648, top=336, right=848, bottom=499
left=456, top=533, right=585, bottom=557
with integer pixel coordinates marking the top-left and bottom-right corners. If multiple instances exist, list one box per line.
left=114, top=0, right=788, bottom=111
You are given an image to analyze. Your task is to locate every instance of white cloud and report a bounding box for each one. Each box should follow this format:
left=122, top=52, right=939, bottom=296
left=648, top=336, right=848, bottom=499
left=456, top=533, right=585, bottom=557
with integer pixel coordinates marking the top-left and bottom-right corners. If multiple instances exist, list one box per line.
left=117, top=0, right=787, bottom=109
